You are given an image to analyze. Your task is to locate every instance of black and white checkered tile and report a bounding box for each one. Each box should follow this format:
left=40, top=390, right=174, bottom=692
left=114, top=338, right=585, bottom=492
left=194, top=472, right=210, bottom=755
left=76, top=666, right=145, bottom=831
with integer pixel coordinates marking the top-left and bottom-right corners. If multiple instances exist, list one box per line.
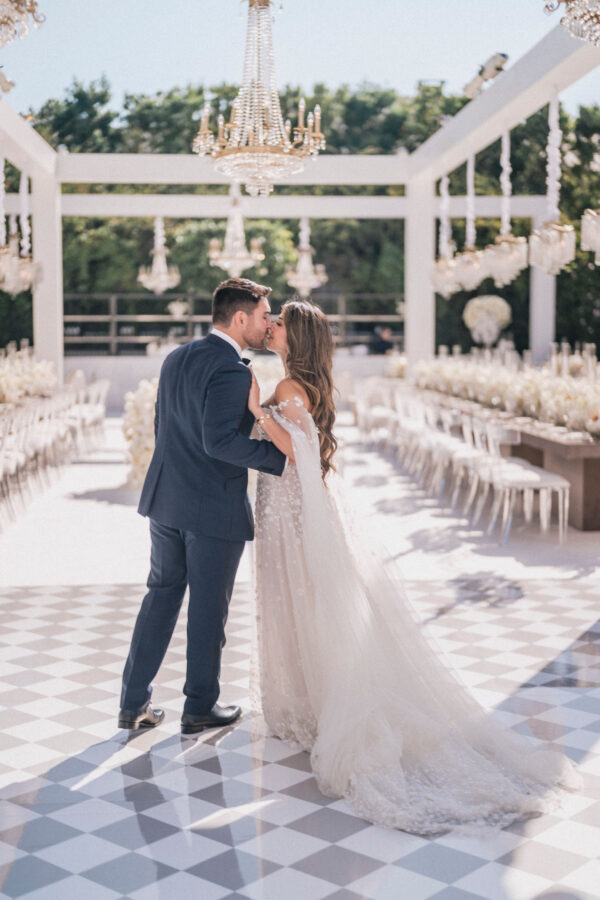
left=1, top=574, right=599, bottom=900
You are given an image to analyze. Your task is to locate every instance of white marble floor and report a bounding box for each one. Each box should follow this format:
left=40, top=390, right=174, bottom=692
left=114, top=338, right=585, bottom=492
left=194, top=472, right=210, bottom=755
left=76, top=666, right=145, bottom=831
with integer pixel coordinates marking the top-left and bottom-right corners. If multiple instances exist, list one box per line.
left=0, top=415, right=598, bottom=899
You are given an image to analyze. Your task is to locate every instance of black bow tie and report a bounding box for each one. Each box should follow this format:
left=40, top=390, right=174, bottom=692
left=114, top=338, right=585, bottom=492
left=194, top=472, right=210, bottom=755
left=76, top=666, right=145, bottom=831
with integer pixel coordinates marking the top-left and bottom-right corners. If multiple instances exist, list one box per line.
left=241, top=357, right=252, bottom=366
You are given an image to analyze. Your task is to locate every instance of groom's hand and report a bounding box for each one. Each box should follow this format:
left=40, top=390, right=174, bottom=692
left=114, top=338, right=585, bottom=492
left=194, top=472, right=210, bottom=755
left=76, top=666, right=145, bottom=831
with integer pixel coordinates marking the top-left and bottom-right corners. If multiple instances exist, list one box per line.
left=248, top=368, right=262, bottom=418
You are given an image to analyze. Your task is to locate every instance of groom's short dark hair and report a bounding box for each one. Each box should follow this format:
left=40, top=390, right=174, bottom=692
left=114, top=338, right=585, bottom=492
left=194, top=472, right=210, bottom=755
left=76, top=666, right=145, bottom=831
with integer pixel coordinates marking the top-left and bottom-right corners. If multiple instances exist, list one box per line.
left=212, top=277, right=272, bottom=326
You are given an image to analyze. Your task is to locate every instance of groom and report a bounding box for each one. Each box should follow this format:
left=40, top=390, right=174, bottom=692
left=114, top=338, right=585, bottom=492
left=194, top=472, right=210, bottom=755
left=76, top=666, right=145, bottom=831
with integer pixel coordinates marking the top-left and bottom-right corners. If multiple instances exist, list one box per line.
left=119, top=277, right=286, bottom=734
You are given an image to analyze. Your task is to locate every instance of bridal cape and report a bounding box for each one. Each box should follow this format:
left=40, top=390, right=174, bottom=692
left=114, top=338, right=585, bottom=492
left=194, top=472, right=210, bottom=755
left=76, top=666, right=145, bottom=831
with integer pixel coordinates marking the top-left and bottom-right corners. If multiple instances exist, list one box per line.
left=253, top=397, right=579, bottom=835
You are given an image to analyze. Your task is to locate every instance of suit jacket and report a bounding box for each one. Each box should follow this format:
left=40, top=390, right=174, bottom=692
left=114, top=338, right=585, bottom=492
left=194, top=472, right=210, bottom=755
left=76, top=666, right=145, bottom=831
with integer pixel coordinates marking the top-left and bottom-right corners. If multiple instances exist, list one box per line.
left=138, top=332, right=286, bottom=540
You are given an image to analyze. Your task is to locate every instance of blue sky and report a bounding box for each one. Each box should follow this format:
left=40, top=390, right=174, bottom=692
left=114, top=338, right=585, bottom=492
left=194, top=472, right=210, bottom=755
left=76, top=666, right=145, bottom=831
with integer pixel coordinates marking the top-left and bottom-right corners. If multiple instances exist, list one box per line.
left=1, top=0, right=598, bottom=116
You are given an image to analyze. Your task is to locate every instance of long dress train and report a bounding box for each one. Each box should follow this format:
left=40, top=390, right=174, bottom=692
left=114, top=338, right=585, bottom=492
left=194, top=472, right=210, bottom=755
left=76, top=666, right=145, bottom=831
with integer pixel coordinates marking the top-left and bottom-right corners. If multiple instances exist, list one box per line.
left=253, top=396, right=579, bottom=835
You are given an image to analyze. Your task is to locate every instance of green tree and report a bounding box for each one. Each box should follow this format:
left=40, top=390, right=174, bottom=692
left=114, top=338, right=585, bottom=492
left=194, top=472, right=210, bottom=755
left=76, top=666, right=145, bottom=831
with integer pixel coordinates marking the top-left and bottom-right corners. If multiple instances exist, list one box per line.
left=31, top=76, right=120, bottom=153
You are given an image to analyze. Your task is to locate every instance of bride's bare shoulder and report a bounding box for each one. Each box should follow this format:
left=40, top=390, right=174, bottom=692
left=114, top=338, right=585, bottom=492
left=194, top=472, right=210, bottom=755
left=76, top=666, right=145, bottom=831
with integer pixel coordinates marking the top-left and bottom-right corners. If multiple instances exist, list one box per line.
left=275, top=378, right=311, bottom=411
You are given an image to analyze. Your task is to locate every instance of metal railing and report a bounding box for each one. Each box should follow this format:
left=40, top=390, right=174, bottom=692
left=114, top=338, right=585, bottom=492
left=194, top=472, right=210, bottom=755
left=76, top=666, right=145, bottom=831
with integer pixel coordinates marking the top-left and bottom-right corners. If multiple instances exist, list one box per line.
left=63, top=291, right=404, bottom=355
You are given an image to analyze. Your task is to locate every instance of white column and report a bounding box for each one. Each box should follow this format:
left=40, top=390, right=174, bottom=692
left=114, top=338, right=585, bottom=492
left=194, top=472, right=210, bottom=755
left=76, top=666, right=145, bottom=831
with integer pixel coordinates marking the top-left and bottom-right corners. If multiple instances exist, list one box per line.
left=404, top=178, right=436, bottom=367
left=31, top=171, right=63, bottom=385
left=529, top=218, right=556, bottom=365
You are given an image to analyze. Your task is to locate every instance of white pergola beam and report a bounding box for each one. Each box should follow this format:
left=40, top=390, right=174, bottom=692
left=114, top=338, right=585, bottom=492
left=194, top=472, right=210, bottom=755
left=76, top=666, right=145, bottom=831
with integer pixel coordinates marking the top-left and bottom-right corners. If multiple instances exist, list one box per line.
left=408, top=25, right=600, bottom=183
left=405, top=179, right=436, bottom=365
left=0, top=100, right=56, bottom=176
left=56, top=152, right=409, bottom=185
left=2, top=192, right=547, bottom=220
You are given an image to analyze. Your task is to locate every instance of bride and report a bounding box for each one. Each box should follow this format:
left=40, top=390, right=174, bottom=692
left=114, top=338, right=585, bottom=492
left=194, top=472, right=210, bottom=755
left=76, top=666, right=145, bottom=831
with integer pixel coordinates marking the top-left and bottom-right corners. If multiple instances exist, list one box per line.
left=247, top=298, right=578, bottom=835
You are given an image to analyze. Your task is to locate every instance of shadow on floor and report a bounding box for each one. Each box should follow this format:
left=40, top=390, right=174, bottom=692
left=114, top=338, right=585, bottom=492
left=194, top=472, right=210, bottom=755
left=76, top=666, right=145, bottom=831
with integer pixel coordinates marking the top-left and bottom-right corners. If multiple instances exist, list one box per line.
left=70, top=485, right=140, bottom=506
left=423, top=571, right=525, bottom=622
left=0, top=724, right=269, bottom=897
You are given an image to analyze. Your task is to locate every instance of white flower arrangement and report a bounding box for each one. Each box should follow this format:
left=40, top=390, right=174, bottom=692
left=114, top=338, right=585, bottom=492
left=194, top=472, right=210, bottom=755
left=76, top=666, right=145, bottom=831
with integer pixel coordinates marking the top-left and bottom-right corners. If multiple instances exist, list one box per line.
left=463, top=295, right=512, bottom=348
left=122, top=378, right=158, bottom=487
left=383, top=353, right=407, bottom=378
left=0, top=350, right=56, bottom=404
left=412, top=357, right=600, bottom=437
left=167, top=300, right=189, bottom=319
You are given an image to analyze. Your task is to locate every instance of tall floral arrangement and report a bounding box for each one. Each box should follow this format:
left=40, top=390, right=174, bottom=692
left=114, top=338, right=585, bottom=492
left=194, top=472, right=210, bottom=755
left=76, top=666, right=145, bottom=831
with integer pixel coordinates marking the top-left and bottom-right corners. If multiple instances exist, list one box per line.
left=462, top=296, right=512, bottom=348
left=122, top=378, right=158, bottom=487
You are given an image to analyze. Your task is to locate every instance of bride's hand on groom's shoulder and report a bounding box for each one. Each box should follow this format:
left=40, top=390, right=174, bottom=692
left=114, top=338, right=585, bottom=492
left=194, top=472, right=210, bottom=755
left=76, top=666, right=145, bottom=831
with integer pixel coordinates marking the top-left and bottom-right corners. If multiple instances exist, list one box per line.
left=248, top=368, right=262, bottom=418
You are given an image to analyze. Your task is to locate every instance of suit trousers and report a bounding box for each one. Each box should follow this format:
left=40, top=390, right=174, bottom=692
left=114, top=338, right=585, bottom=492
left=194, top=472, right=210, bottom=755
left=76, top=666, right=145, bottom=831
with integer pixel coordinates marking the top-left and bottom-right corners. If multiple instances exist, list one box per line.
left=120, top=518, right=245, bottom=716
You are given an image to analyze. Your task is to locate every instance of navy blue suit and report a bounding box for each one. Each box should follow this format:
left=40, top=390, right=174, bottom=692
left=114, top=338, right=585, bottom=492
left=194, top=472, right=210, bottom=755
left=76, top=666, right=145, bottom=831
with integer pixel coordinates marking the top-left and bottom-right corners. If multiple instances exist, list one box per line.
left=121, top=333, right=286, bottom=716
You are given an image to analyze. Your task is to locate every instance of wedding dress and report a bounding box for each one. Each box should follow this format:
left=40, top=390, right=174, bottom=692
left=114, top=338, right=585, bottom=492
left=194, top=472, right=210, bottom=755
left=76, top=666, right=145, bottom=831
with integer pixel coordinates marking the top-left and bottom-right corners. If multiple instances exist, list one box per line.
left=253, top=396, right=579, bottom=835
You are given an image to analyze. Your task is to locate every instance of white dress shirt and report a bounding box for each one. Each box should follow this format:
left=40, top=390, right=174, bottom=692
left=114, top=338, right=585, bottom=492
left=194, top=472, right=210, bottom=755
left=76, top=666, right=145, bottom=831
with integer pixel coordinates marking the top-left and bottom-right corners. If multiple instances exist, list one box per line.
left=210, top=327, right=243, bottom=357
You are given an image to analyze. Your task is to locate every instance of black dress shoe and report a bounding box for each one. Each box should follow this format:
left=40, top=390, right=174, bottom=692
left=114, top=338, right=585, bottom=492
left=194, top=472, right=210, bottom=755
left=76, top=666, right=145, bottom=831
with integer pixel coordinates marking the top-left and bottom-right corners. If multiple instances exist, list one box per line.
left=181, top=703, right=241, bottom=734
left=118, top=702, right=165, bottom=730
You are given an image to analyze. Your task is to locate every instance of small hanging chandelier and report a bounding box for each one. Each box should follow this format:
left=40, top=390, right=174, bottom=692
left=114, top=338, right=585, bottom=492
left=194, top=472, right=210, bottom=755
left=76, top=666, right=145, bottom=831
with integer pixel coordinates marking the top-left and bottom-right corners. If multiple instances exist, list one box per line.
left=581, top=207, right=600, bottom=264
left=3, top=217, right=25, bottom=296
left=0, top=171, right=37, bottom=296
left=16, top=170, right=35, bottom=290
left=208, top=182, right=265, bottom=277
left=138, top=217, right=181, bottom=294
left=529, top=93, right=576, bottom=275
left=0, top=1, right=44, bottom=49
left=285, top=217, right=328, bottom=298
left=485, top=131, right=528, bottom=288
left=431, top=173, right=459, bottom=298
left=192, top=0, right=325, bottom=197
left=544, top=1, right=600, bottom=47
left=3, top=216, right=33, bottom=296
left=453, top=154, right=488, bottom=292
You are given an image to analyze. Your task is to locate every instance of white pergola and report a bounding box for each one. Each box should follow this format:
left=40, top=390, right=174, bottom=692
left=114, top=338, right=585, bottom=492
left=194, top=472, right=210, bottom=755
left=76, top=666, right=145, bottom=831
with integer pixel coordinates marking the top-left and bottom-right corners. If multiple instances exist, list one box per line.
left=1, top=24, right=599, bottom=385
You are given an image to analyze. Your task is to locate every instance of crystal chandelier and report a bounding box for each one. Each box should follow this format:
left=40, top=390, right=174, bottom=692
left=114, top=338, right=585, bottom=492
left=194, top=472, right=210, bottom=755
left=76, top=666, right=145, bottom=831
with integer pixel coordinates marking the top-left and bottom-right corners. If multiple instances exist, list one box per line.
left=192, top=0, right=325, bottom=197
left=453, top=154, right=488, bottom=291
left=3, top=216, right=36, bottom=296
left=137, top=217, right=181, bottom=294
left=0, top=1, right=44, bottom=49
left=3, top=221, right=26, bottom=296
left=208, top=182, right=265, bottom=277
left=485, top=130, right=528, bottom=288
left=0, top=168, right=37, bottom=296
left=544, top=1, right=600, bottom=47
left=431, top=173, right=459, bottom=298
left=581, top=208, right=600, bottom=263
left=286, top=217, right=328, bottom=298
left=529, top=93, right=576, bottom=275
left=16, top=170, right=35, bottom=290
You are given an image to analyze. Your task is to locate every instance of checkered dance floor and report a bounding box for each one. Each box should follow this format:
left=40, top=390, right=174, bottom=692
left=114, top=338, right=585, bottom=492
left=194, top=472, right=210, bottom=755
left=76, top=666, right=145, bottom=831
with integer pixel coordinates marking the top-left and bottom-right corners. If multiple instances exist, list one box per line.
left=1, top=416, right=600, bottom=899
left=1, top=575, right=599, bottom=900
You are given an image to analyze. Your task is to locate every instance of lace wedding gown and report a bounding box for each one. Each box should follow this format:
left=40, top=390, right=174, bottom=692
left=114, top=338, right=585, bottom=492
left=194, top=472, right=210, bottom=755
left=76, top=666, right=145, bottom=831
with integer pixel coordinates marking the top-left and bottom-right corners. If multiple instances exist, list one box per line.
left=253, top=397, right=579, bottom=835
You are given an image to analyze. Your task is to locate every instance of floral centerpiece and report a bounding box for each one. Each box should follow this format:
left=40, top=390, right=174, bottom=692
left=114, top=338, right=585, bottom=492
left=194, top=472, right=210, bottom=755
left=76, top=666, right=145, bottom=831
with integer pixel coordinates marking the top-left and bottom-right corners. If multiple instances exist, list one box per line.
left=383, top=353, right=407, bottom=378
left=0, top=349, right=56, bottom=403
left=462, top=295, right=512, bottom=348
left=412, top=357, right=600, bottom=437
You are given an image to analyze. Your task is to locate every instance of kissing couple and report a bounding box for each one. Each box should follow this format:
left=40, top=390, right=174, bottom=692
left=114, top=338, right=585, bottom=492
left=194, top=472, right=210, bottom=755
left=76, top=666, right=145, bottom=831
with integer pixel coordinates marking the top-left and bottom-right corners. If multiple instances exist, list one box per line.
left=118, top=276, right=577, bottom=835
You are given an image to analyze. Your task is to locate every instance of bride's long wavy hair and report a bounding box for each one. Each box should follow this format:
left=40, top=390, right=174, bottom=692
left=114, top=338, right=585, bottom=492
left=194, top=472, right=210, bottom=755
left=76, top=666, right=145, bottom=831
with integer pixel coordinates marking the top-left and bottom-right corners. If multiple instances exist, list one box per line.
left=281, top=298, right=337, bottom=480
